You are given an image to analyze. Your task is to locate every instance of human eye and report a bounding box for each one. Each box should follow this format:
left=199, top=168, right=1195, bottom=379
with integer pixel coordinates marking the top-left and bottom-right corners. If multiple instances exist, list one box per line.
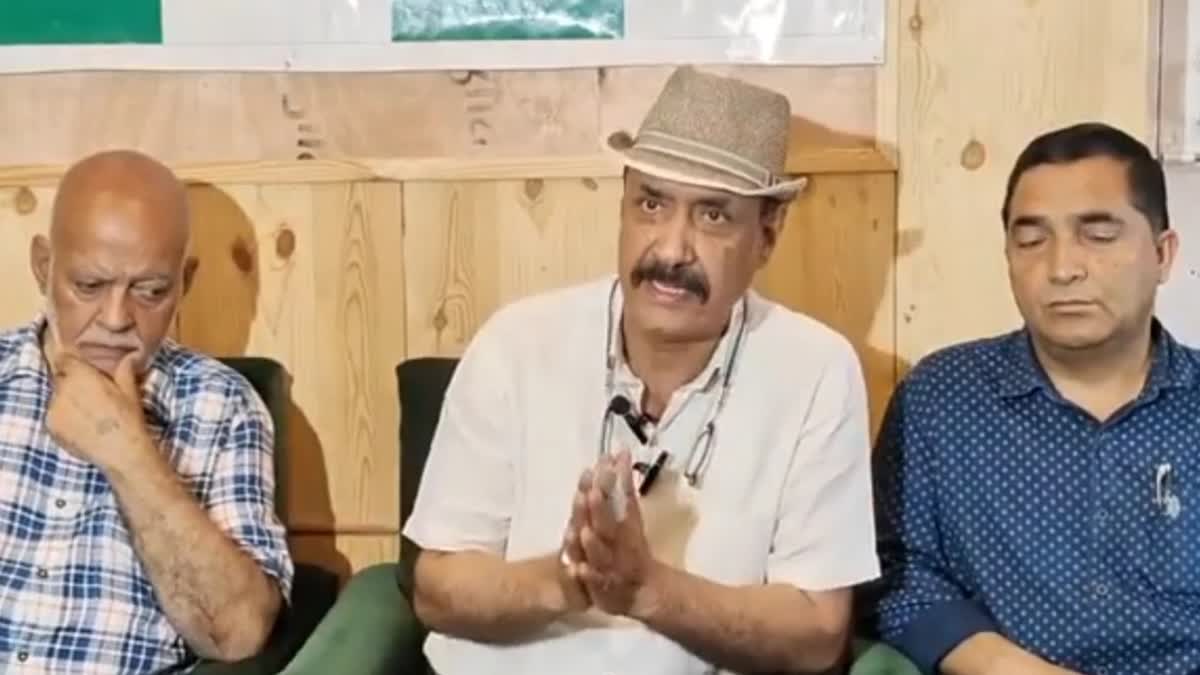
left=73, top=279, right=105, bottom=296
left=637, top=196, right=663, bottom=214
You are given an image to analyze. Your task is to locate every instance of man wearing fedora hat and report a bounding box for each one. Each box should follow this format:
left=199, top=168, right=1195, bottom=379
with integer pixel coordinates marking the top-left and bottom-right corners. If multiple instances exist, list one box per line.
left=403, top=66, right=879, bottom=674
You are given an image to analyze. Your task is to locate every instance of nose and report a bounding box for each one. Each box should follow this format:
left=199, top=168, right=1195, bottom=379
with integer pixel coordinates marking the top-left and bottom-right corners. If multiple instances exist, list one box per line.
left=1047, top=237, right=1087, bottom=285
left=653, top=208, right=697, bottom=265
left=97, top=287, right=135, bottom=333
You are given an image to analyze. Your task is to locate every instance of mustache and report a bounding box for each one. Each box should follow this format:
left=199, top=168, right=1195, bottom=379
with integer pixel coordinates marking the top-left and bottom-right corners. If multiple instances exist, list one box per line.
left=631, top=258, right=710, bottom=303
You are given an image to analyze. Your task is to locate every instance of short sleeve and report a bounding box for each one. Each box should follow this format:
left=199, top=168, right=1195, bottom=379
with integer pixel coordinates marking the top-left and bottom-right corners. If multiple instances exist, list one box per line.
left=206, top=390, right=295, bottom=602
left=766, top=340, right=880, bottom=591
left=402, top=321, right=517, bottom=556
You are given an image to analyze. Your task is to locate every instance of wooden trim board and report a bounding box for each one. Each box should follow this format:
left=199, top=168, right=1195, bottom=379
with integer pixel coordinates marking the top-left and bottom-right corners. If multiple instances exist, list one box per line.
left=0, top=147, right=896, bottom=187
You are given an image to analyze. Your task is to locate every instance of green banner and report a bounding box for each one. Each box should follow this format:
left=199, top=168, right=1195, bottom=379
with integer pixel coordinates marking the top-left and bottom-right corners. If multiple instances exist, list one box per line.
left=0, top=0, right=162, bottom=45
left=392, top=0, right=624, bottom=41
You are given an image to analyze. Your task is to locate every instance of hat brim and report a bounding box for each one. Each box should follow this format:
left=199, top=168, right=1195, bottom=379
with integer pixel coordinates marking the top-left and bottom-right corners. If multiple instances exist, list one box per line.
left=605, top=130, right=807, bottom=201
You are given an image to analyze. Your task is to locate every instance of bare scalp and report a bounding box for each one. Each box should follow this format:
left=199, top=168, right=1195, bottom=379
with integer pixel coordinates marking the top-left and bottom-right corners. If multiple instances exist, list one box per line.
left=50, top=150, right=190, bottom=260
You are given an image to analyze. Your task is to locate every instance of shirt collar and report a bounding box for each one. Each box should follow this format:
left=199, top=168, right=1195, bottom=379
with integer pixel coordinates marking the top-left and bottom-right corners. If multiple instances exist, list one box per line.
left=0, top=314, right=179, bottom=426
left=606, top=278, right=746, bottom=395
left=994, top=318, right=1197, bottom=400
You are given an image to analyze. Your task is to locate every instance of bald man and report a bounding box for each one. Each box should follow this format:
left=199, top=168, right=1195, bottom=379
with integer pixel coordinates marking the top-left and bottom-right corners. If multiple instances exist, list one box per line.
left=0, top=150, right=293, bottom=674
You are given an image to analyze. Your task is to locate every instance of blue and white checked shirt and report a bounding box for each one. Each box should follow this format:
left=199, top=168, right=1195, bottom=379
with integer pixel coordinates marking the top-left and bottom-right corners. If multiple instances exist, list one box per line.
left=869, top=321, right=1200, bottom=675
left=0, top=317, right=293, bottom=674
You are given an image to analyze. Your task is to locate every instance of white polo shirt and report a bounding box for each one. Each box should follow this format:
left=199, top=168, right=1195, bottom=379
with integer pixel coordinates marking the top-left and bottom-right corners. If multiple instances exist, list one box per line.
left=403, top=276, right=879, bottom=675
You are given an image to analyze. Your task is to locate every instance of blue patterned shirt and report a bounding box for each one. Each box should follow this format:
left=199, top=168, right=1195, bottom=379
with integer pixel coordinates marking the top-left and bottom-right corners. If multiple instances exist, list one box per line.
left=0, top=317, right=293, bottom=674
left=869, top=321, right=1200, bottom=675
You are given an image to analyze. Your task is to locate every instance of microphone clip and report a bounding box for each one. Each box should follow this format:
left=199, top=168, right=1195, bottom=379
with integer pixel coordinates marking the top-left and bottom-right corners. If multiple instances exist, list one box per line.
left=608, top=394, right=649, bottom=445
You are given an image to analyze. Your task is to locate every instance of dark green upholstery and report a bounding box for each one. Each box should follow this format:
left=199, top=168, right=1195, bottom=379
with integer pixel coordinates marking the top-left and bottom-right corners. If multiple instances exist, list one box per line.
left=184, top=357, right=338, bottom=675
left=849, top=639, right=922, bottom=675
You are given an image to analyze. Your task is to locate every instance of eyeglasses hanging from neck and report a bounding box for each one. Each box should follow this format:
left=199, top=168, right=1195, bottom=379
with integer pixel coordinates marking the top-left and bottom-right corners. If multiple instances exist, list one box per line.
left=598, top=278, right=748, bottom=490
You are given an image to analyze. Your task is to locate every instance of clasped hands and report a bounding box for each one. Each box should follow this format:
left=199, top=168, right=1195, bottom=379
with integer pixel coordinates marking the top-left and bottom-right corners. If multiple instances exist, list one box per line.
left=558, top=449, right=660, bottom=619
left=42, top=331, right=154, bottom=474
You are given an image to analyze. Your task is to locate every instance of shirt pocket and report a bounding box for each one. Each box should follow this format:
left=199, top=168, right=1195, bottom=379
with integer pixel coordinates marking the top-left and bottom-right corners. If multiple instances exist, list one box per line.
left=661, top=483, right=774, bottom=586
left=1130, top=458, right=1200, bottom=609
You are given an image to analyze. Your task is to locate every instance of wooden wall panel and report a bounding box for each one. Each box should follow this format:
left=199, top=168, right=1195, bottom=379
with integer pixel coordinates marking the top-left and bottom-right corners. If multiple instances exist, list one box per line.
left=403, top=176, right=623, bottom=356
left=755, top=173, right=897, bottom=434
left=289, top=533, right=399, bottom=584
left=177, top=182, right=406, bottom=532
left=0, top=186, right=51, bottom=326
left=893, top=0, right=1156, bottom=368
left=0, top=67, right=877, bottom=165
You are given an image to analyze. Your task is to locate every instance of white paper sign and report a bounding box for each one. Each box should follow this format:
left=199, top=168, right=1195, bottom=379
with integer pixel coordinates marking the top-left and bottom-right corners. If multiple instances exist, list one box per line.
left=0, top=0, right=885, bottom=73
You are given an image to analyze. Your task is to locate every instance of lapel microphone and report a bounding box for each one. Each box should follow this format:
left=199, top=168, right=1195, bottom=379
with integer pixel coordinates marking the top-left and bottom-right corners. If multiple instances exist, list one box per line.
left=606, top=395, right=670, bottom=495
left=607, top=395, right=649, bottom=445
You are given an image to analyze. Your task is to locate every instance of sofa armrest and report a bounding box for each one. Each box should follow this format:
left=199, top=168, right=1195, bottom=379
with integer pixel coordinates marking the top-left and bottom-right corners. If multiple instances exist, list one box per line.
left=849, top=638, right=922, bottom=675
left=279, top=563, right=427, bottom=675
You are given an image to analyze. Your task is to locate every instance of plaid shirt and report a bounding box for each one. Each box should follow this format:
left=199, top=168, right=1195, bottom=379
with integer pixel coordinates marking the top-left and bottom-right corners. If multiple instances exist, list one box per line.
left=0, top=317, right=294, bottom=674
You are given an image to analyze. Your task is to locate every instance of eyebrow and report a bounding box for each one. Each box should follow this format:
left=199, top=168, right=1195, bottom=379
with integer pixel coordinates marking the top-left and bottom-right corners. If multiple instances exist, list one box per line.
left=68, top=267, right=172, bottom=284
left=1010, top=214, right=1047, bottom=228
left=1010, top=211, right=1126, bottom=228
left=695, top=196, right=733, bottom=211
left=1076, top=210, right=1125, bottom=226
left=638, top=184, right=670, bottom=201
left=638, top=183, right=733, bottom=211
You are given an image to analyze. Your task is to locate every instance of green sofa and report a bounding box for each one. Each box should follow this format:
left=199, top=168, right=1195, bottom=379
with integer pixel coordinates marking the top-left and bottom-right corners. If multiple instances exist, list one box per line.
left=279, top=357, right=920, bottom=675
left=181, top=357, right=339, bottom=675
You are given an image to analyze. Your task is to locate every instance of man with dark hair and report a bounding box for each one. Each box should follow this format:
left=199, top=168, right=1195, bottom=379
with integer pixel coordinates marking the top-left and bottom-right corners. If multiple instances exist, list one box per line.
left=869, top=121, right=1198, bottom=675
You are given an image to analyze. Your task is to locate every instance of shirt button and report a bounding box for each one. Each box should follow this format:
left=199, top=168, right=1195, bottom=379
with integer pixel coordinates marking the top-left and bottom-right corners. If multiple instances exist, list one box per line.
left=17, top=651, right=27, bottom=662
left=54, top=498, right=66, bottom=509
left=1095, top=582, right=1109, bottom=598
left=36, top=568, right=47, bottom=579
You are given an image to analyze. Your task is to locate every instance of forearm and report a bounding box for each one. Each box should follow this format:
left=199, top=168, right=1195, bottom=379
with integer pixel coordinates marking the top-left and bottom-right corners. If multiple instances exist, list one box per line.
left=413, top=550, right=574, bottom=643
left=106, top=450, right=280, bottom=661
left=943, top=633, right=1079, bottom=675
left=632, top=561, right=848, bottom=673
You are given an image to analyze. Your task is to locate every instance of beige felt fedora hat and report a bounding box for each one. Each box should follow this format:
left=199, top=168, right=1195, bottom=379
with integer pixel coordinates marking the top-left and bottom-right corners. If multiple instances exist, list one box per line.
left=607, top=66, right=808, bottom=201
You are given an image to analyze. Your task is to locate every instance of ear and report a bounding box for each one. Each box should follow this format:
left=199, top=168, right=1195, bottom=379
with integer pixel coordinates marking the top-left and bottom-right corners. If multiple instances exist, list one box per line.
left=182, top=256, right=199, bottom=296
left=1155, top=228, right=1180, bottom=284
left=30, top=235, right=51, bottom=295
left=759, top=203, right=789, bottom=266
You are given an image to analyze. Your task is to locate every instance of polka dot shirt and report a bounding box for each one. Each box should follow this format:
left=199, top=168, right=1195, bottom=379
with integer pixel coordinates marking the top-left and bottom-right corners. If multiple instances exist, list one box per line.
left=867, top=321, right=1200, bottom=675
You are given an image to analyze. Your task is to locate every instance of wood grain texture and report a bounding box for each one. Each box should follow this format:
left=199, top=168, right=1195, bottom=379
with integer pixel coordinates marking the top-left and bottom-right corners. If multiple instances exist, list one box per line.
left=755, top=173, right=898, bottom=435
left=175, top=182, right=406, bottom=531
left=288, top=533, right=399, bottom=584
left=893, top=0, right=1155, bottom=368
left=0, top=67, right=877, bottom=165
left=403, top=176, right=622, bottom=356
left=0, top=186, right=51, bottom=327
left=0, top=147, right=896, bottom=188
